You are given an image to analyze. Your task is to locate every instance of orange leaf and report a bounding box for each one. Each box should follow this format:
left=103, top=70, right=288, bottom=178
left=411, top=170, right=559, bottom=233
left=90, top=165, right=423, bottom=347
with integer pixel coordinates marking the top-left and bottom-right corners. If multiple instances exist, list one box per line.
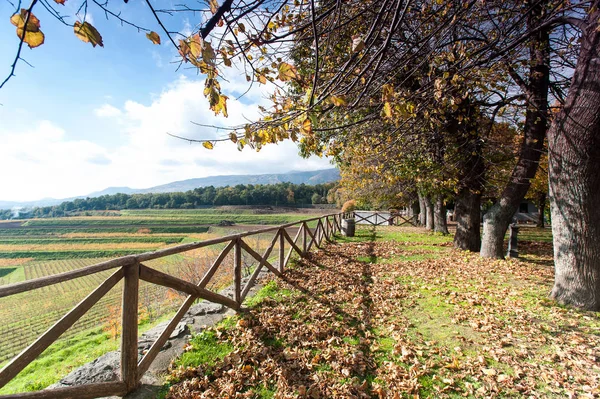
left=145, top=31, right=161, bottom=45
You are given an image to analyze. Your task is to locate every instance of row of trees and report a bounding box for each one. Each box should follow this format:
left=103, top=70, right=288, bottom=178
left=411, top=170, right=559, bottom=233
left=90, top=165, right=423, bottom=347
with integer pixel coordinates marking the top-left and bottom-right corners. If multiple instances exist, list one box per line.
left=3, top=0, right=599, bottom=309
left=2, top=183, right=337, bottom=219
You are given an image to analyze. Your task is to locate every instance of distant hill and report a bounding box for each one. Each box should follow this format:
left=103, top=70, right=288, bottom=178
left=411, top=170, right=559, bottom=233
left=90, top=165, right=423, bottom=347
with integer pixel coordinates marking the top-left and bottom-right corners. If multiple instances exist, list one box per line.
left=0, top=169, right=340, bottom=209
left=136, top=169, right=340, bottom=194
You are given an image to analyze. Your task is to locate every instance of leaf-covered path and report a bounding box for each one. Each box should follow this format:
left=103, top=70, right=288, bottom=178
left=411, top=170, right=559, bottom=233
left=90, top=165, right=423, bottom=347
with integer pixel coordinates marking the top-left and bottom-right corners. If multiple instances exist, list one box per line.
left=166, top=226, right=600, bottom=398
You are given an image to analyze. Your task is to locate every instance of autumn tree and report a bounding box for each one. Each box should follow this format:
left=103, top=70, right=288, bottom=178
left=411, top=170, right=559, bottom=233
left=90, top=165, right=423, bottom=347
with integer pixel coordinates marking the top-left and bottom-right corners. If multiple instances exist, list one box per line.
left=4, top=0, right=600, bottom=309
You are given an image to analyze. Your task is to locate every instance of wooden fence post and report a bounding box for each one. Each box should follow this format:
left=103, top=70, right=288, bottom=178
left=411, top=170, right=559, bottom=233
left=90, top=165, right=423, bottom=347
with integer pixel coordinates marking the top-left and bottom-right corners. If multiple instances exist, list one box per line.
left=279, top=229, right=285, bottom=272
left=302, top=222, right=307, bottom=255
left=234, top=238, right=242, bottom=305
left=121, top=262, right=139, bottom=392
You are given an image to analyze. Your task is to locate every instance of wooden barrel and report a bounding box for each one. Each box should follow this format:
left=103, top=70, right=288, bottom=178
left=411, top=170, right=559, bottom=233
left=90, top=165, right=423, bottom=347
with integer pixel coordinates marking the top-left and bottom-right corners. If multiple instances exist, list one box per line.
left=341, top=218, right=355, bottom=237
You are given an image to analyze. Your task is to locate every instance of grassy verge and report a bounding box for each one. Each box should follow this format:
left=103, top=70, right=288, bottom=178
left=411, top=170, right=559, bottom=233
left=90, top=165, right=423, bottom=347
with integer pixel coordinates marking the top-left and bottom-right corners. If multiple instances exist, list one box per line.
left=0, top=311, right=177, bottom=395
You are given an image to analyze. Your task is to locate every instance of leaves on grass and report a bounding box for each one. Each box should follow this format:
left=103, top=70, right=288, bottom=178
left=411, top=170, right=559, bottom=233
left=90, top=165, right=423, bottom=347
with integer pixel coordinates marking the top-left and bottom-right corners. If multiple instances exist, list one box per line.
left=166, top=227, right=600, bottom=398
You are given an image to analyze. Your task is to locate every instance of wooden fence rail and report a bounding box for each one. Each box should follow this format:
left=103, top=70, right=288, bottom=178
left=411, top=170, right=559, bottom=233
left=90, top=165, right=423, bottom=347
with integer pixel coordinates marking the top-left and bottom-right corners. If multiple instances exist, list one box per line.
left=0, top=212, right=344, bottom=398
left=353, top=211, right=417, bottom=227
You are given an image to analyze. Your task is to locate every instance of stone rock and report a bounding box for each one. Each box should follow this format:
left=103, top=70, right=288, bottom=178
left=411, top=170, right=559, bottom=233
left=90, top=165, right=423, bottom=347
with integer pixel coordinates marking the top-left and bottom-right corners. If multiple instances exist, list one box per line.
left=169, top=322, right=189, bottom=339
left=188, top=302, right=224, bottom=316
left=52, top=351, right=120, bottom=387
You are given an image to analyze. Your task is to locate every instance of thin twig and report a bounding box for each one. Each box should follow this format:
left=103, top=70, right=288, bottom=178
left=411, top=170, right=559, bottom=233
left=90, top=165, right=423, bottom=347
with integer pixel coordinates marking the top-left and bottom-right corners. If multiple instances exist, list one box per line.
left=1, top=0, right=38, bottom=89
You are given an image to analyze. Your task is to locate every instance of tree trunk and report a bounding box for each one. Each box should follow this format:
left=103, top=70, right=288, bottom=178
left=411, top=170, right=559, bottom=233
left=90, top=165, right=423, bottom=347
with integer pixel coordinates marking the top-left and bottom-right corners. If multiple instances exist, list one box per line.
left=434, top=195, right=449, bottom=234
left=548, top=5, right=600, bottom=310
left=418, top=193, right=427, bottom=226
left=454, top=189, right=481, bottom=251
left=410, top=201, right=420, bottom=225
left=424, top=196, right=434, bottom=230
left=447, top=98, right=485, bottom=251
left=536, top=192, right=546, bottom=228
left=480, top=0, right=550, bottom=258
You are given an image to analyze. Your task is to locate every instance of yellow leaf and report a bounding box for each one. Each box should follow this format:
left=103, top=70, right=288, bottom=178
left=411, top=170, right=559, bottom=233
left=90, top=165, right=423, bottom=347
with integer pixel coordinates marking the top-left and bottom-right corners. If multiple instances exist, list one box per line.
left=445, top=357, right=461, bottom=370
left=188, top=34, right=202, bottom=59
left=300, top=118, right=312, bottom=135
left=11, top=9, right=45, bottom=48
left=10, top=9, right=40, bottom=31
left=210, top=94, right=228, bottom=117
left=223, top=56, right=231, bottom=67
left=202, top=141, right=214, bottom=150
left=381, top=84, right=394, bottom=102
left=257, top=74, right=267, bottom=85
left=209, top=0, right=218, bottom=13
left=237, top=139, right=245, bottom=151
left=145, top=31, right=161, bottom=45
left=383, top=102, right=393, bottom=118
left=242, top=364, right=253, bottom=373
left=277, top=62, right=297, bottom=81
left=329, top=95, right=348, bottom=107
left=74, top=21, right=103, bottom=47
left=16, top=28, right=44, bottom=48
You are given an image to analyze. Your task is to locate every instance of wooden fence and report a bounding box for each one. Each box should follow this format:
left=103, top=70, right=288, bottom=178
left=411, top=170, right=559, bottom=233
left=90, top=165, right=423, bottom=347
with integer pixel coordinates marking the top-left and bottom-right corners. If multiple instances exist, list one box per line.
left=353, top=211, right=417, bottom=227
left=0, top=213, right=344, bottom=399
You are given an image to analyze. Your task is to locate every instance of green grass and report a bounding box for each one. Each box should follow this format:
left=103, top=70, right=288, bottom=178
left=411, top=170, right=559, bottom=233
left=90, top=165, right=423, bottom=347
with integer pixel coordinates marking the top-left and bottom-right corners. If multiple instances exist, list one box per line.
left=21, top=214, right=307, bottom=227
left=0, top=237, right=185, bottom=245
left=0, top=250, right=155, bottom=260
left=0, top=227, right=210, bottom=236
left=334, top=225, right=453, bottom=245
left=0, top=310, right=178, bottom=395
left=174, top=329, right=235, bottom=371
left=0, top=267, right=25, bottom=284
left=244, top=280, right=294, bottom=307
left=252, top=385, right=276, bottom=398
left=0, top=327, right=119, bottom=395
left=512, top=226, right=553, bottom=242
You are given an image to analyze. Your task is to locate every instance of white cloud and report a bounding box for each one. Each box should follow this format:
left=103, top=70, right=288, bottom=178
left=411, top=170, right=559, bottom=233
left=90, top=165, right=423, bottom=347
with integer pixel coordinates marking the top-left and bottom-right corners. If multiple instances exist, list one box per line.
left=94, top=104, right=122, bottom=118
left=0, top=121, right=114, bottom=201
left=0, top=77, right=332, bottom=202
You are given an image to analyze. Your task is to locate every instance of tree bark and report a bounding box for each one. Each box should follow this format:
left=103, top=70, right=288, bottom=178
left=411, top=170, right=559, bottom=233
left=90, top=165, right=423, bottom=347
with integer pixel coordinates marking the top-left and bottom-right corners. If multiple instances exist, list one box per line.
left=418, top=192, right=427, bottom=226
left=434, top=194, right=449, bottom=234
left=424, top=195, right=434, bottom=230
left=536, top=192, right=546, bottom=228
left=480, top=0, right=550, bottom=258
left=548, top=5, right=600, bottom=310
left=454, top=189, right=481, bottom=251
left=410, top=201, right=420, bottom=225
left=447, top=98, right=485, bottom=251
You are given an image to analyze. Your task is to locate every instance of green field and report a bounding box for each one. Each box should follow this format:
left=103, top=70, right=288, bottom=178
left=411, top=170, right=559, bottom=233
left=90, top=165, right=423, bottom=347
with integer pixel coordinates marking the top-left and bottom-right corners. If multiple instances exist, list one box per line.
left=0, top=207, right=321, bottom=394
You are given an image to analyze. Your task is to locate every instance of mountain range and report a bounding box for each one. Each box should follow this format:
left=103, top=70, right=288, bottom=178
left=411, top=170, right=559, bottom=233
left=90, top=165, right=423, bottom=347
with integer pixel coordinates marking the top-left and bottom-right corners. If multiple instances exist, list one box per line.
left=1, top=169, right=340, bottom=209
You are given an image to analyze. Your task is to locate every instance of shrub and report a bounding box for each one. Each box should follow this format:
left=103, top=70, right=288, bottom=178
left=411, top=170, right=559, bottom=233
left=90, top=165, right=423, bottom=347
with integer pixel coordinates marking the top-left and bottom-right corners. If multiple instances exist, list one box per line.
left=341, top=199, right=357, bottom=213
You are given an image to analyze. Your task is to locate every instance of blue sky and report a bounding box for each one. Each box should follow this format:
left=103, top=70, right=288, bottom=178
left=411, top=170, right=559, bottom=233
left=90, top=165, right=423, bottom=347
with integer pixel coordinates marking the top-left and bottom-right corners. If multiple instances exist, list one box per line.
left=0, top=0, right=331, bottom=202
